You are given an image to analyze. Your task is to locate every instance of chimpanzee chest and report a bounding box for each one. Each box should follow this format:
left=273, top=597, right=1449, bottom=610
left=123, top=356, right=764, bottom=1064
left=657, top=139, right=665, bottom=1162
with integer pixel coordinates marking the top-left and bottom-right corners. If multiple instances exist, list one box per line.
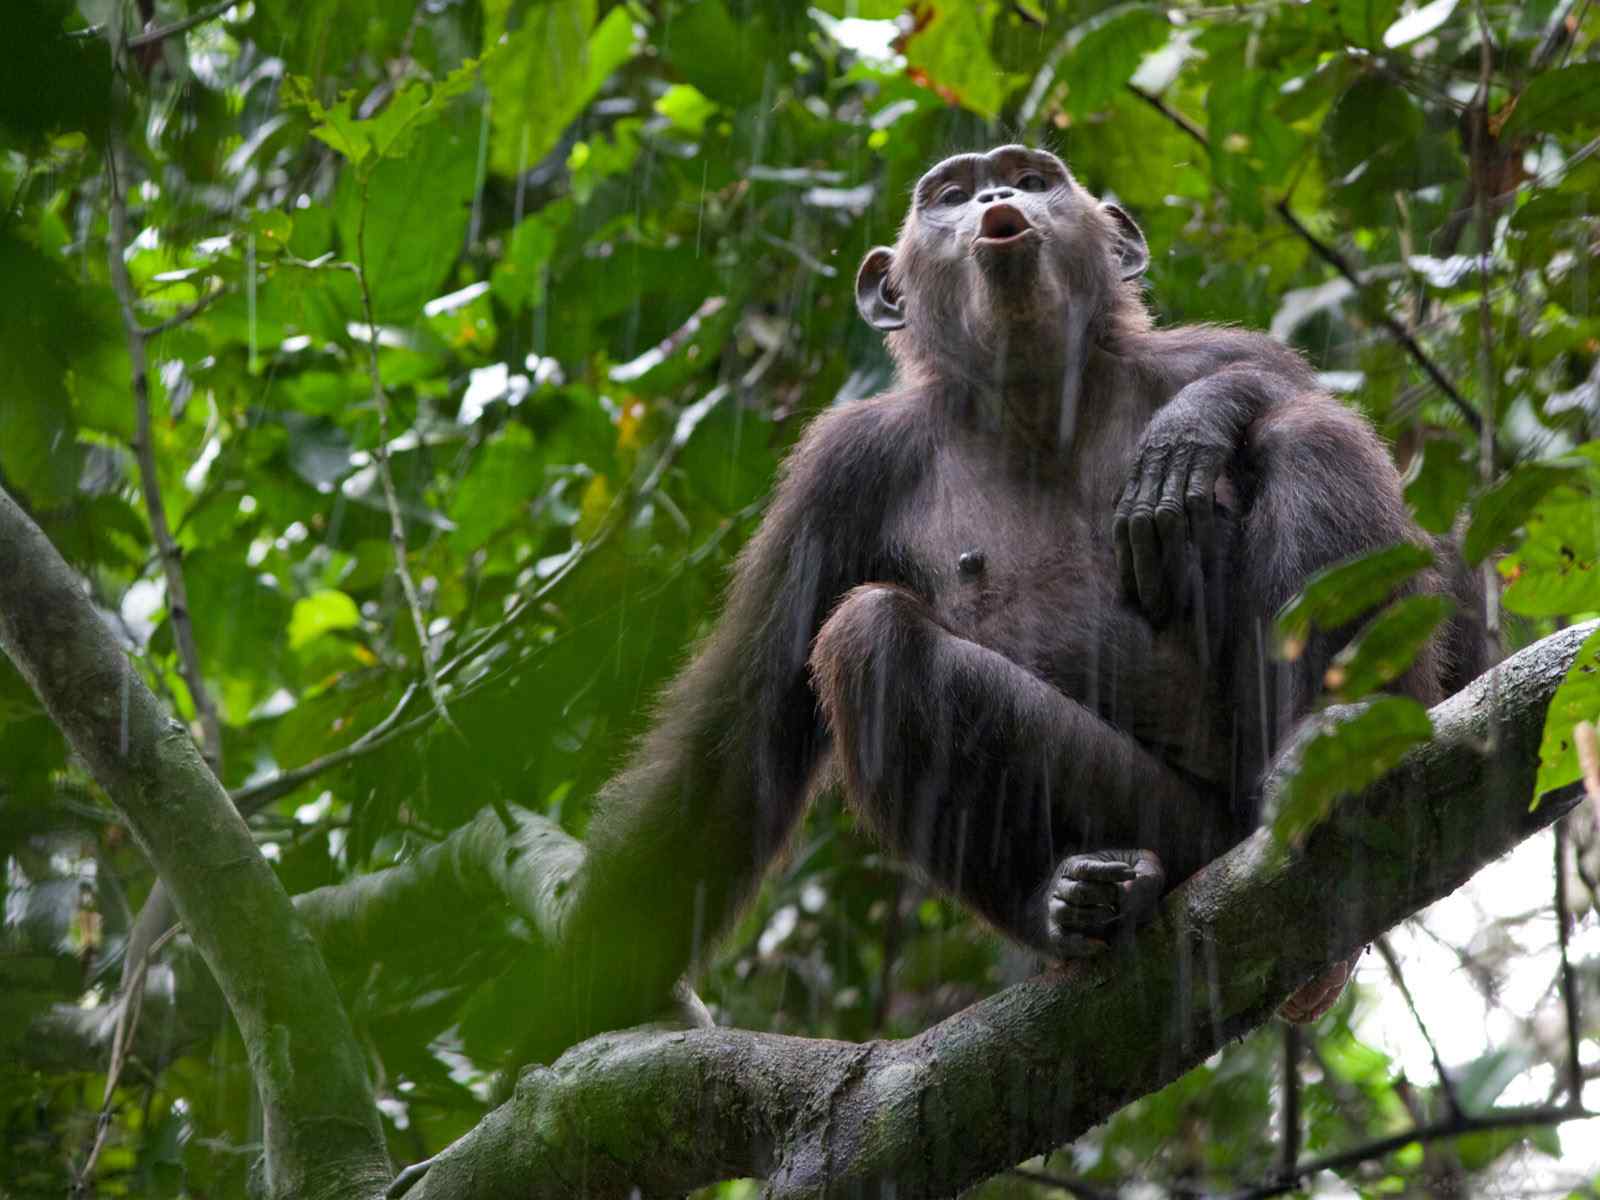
left=886, top=436, right=1232, bottom=782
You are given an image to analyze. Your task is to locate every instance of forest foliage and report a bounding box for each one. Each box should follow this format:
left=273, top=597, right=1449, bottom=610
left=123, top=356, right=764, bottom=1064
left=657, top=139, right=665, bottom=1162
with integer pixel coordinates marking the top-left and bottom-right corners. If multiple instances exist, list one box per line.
left=4, top=0, right=1600, bottom=1195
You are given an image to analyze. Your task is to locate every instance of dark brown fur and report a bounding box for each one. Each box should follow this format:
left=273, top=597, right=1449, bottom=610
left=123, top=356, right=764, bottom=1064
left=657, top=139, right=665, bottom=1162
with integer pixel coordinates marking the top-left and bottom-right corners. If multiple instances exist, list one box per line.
left=537, top=148, right=1456, bottom=1066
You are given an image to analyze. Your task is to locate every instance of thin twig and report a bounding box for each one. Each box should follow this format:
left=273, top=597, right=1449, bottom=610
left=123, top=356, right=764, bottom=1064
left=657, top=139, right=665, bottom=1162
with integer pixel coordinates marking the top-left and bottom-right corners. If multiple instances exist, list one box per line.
left=1552, top=821, right=1586, bottom=1108
left=143, top=284, right=227, bottom=337
left=103, top=44, right=222, bottom=775
left=231, top=684, right=418, bottom=814
left=1374, top=936, right=1463, bottom=1116
left=1272, top=200, right=1484, bottom=438
left=1124, top=82, right=1484, bottom=439
left=128, top=0, right=237, bottom=47
left=353, top=177, right=457, bottom=735
left=1278, top=1023, right=1301, bottom=1181
left=72, top=923, right=178, bottom=1193
left=1230, top=1103, right=1596, bottom=1200
left=1473, top=0, right=1505, bottom=739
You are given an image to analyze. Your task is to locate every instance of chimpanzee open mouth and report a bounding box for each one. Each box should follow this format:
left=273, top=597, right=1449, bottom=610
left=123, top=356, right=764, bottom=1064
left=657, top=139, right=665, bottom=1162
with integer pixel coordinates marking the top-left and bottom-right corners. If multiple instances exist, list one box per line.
left=975, top=203, right=1035, bottom=246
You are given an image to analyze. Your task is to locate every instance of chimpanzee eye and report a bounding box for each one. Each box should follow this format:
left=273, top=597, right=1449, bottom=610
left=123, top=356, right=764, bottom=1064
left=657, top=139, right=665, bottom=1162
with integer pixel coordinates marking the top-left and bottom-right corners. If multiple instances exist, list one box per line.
left=937, top=186, right=969, bottom=206
left=1016, top=172, right=1048, bottom=192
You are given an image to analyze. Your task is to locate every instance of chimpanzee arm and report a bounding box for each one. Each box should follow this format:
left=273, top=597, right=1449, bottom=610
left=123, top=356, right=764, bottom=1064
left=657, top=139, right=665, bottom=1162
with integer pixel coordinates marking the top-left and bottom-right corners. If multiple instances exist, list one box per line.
left=1114, top=360, right=1318, bottom=625
left=530, top=400, right=927, bottom=1066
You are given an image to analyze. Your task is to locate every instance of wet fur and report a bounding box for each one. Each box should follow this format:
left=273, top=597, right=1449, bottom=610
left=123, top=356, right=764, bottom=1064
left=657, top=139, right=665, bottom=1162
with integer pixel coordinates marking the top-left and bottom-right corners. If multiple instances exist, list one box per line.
left=549, top=149, right=1470, bottom=1062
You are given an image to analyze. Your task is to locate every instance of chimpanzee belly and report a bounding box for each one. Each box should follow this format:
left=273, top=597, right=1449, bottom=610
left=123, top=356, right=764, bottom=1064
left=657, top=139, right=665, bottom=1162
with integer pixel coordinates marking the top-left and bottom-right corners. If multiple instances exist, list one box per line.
left=886, top=438, right=1233, bottom=787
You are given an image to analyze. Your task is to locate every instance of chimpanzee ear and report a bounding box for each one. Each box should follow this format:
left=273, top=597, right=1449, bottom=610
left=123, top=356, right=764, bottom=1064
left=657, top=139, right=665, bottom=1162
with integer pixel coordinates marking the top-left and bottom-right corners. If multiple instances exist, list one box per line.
left=855, top=246, right=905, bottom=332
left=1101, top=203, right=1149, bottom=281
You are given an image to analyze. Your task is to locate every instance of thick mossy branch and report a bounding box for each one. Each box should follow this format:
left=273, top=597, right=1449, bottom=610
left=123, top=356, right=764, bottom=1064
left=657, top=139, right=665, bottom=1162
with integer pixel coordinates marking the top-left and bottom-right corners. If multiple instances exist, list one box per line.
left=402, top=625, right=1590, bottom=1200
left=0, top=486, right=391, bottom=1200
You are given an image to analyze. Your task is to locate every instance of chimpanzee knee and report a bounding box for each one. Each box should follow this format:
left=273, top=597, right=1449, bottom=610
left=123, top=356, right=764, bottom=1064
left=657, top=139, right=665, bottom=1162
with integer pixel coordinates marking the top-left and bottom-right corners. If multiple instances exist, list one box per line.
left=810, top=584, right=939, bottom=800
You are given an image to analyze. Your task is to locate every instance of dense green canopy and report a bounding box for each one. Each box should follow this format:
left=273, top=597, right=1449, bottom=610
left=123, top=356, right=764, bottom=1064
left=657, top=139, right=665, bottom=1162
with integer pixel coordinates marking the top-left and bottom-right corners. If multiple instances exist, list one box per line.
left=3, top=1, right=1600, bottom=1196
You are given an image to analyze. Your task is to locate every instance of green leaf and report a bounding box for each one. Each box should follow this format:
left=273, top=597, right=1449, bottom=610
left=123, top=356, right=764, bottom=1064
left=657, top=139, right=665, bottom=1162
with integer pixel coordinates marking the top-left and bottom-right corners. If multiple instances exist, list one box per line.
left=334, top=113, right=477, bottom=322
left=1453, top=1046, right=1533, bottom=1110
left=1272, top=697, right=1433, bottom=845
left=489, top=202, right=568, bottom=313
left=1339, top=0, right=1400, bottom=47
left=285, top=58, right=483, bottom=170
left=1403, top=437, right=1476, bottom=535
left=1463, top=459, right=1585, bottom=565
left=0, top=0, right=112, bottom=146
left=289, top=590, right=363, bottom=650
left=901, top=2, right=1009, bottom=119
left=1326, top=594, right=1455, bottom=702
left=655, top=84, right=719, bottom=137
left=483, top=1, right=637, bottom=176
left=1277, top=543, right=1436, bottom=648
left=1501, top=64, right=1600, bottom=140
left=1322, top=76, right=1421, bottom=187
left=1532, top=624, right=1600, bottom=801
left=1500, top=489, right=1600, bottom=618
left=1207, top=72, right=1301, bottom=224
left=1060, top=6, right=1171, bottom=118
left=449, top=424, right=543, bottom=551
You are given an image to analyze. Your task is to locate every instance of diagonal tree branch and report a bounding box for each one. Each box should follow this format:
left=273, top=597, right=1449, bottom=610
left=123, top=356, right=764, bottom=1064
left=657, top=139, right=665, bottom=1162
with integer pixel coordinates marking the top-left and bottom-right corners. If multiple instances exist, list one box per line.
left=0, top=481, right=390, bottom=1200
left=395, top=625, right=1592, bottom=1199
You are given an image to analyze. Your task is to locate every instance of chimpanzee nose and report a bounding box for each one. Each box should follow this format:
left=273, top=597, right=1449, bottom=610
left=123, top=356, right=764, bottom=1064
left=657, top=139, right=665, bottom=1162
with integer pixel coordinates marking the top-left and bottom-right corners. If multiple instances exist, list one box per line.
left=976, top=186, right=1015, bottom=204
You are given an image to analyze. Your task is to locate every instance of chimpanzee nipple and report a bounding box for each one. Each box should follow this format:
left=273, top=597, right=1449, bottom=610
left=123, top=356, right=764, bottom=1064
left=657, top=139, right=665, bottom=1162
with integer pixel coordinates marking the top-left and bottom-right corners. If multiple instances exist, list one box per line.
left=957, top=550, right=986, bottom=577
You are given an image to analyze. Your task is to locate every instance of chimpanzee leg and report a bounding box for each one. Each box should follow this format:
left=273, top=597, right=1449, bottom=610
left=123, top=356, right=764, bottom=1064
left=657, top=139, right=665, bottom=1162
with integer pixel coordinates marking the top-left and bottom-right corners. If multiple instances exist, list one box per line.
left=810, top=584, right=1236, bottom=958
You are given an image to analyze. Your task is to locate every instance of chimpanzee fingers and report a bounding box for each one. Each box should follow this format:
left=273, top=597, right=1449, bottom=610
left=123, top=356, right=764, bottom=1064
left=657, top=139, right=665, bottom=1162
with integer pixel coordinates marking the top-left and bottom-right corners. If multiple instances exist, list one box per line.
left=1048, top=882, right=1122, bottom=942
left=1127, top=454, right=1170, bottom=623
left=1156, top=447, right=1196, bottom=616
left=1112, top=487, right=1139, bottom=603
left=1062, top=856, right=1137, bottom=882
left=1184, top=447, right=1224, bottom=576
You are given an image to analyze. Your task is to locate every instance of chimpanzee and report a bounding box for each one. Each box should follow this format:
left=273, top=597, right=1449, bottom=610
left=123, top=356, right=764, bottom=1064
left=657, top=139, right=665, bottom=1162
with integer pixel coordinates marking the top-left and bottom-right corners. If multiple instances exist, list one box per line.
left=544, top=146, right=1453, bottom=1063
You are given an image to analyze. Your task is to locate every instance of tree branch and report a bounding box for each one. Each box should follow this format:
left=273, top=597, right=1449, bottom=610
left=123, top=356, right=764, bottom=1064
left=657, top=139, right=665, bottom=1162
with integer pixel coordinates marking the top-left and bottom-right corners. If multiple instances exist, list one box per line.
left=0, top=482, right=390, bottom=1200
left=398, top=625, right=1592, bottom=1198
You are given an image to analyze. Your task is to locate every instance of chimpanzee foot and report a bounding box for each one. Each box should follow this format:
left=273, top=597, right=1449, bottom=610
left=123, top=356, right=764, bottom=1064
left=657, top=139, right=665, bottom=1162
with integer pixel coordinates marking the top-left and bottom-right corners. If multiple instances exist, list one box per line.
left=1045, top=849, right=1166, bottom=959
left=1278, top=953, right=1357, bottom=1023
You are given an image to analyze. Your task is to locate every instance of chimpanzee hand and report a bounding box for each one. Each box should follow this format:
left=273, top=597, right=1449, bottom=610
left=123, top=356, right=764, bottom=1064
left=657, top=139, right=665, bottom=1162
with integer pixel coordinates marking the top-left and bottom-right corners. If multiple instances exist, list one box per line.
left=1045, top=849, right=1166, bottom=959
left=1113, top=396, right=1236, bottom=627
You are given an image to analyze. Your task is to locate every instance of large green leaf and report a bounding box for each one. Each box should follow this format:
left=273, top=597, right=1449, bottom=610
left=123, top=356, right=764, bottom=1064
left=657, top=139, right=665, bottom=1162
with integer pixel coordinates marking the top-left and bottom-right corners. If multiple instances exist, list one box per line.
left=1338, top=0, right=1400, bottom=47
left=1059, top=6, right=1171, bottom=118
left=901, top=1, right=1009, bottom=119
left=1277, top=543, right=1436, bottom=648
left=482, top=1, right=636, bottom=176
left=1501, top=63, right=1600, bottom=139
left=333, top=114, right=477, bottom=323
left=1500, top=489, right=1600, bottom=618
left=1404, top=437, right=1477, bottom=535
left=1326, top=594, right=1455, bottom=702
left=1532, top=624, right=1600, bottom=801
left=1272, top=696, right=1434, bottom=845
left=1463, top=459, right=1586, bottom=565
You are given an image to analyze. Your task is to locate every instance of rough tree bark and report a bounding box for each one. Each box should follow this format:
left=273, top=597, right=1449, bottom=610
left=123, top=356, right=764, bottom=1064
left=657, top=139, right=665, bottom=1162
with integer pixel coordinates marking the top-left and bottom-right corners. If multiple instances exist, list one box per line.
left=401, top=625, right=1592, bottom=1199
left=0, top=485, right=392, bottom=1200
left=1, top=477, right=1591, bottom=1200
